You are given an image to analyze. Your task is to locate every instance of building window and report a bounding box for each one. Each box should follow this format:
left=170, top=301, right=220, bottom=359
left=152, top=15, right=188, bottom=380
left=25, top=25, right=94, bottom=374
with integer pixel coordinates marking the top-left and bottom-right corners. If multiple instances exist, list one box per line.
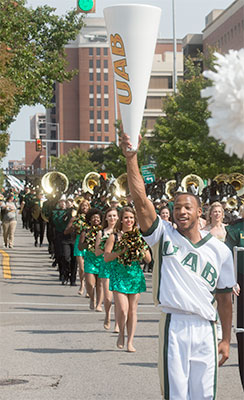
left=104, top=73, right=108, bottom=81
left=104, top=111, right=109, bottom=119
left=89, top=48, right=93, bottom=56
left=104, top=98, right=109, bottom=107
left=104, top=85, right=108, bottom=94
left=97, top=85, right=101, bottom=94
left=168, top=76, right=173, bottom=89
left=89, top=73, right=93, bottom=81
left=104, top=48, right=108, bottom=56
left=97, top=98, right=101, bottom=106
left=97, top=110, right=101, bottom=119
left=89, top=60, right=93, bottom=68
left=97, top=124, right=101, bottom=132
left=104, top=60, right=108, bottom=68
left=96, top=60, right=101, bottom=68
left=89, top=98, right=94, bottom=107
left=105, top=124, right=109, bottom=132
left=97, top=135, right=102, bottom=141
left=96, top=73, right=101, bottom=81
left=96, top=48, right=101, bottom=56
left=90, top=110, right=94, bottom=119
left=105, top=136, right=109, bottom=142
left=89, top=86, right=94, bottom=94
left=90, top=136, right=94, bottom=141
left=90, top=124, right=94, bottom=132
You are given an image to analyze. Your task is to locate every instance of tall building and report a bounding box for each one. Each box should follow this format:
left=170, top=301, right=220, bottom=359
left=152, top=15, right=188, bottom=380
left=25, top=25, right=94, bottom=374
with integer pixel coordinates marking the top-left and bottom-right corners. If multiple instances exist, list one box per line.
left=203, top=0, right=244, bottom=52
left=47, top=17, right=183, bottom=157
left=30, top=113, right=47, bottom=145
left=25, top=113, right=47, bottom=171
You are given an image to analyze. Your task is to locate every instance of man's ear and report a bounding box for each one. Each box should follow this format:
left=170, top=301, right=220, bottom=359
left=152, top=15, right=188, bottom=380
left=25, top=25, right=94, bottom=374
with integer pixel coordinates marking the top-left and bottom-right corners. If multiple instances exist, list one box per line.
left=197, top=207, right=202, bottom=217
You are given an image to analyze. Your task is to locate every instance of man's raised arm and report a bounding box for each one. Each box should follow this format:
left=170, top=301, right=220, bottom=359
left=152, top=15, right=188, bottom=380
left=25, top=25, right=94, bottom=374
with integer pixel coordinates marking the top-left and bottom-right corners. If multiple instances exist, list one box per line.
left=121, top=133, right=157, bottom=233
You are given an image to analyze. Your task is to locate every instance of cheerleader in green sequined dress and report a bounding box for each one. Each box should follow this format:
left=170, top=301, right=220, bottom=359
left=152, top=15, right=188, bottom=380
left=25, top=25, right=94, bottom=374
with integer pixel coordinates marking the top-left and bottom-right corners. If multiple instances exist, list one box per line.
left=80, top=208, right=104, bottom=311
left=95, top=207, right=119, bottom=332
left=104, top=206, right=151, bottom=353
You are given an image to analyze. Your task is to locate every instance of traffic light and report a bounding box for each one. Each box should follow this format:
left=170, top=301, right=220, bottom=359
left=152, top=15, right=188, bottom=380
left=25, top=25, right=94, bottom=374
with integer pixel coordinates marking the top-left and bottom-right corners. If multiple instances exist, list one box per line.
left=36, top=138, right=42, bottom=152
left=77, top=0, right=96, bottom=13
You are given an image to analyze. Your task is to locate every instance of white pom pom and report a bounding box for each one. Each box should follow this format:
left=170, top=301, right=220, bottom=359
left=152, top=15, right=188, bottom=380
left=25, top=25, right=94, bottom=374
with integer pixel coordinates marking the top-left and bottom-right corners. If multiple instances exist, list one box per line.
left=201, top=49, right=244, bottom=158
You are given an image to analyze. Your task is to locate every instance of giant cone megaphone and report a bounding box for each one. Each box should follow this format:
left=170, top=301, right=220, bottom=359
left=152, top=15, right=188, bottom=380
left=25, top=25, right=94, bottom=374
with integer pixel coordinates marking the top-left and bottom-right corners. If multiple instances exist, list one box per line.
left=104, top=4, right=161, bottom=150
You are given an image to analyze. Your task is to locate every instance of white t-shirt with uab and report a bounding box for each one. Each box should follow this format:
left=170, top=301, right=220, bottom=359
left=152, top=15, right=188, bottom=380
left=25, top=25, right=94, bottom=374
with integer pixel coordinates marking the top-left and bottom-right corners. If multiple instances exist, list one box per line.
left=143, top=216, right=236, bottom=321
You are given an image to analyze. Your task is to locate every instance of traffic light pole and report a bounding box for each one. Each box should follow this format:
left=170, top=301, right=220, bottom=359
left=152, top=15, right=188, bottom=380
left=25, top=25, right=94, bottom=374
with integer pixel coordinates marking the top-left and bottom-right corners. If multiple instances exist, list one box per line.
left=12, top=139, right=113, bottom=145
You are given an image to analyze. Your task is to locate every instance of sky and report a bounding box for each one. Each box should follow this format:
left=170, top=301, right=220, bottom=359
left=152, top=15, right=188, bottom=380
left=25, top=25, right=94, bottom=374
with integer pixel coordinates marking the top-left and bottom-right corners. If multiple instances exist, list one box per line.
left=2, top=0, right=233, bottom=168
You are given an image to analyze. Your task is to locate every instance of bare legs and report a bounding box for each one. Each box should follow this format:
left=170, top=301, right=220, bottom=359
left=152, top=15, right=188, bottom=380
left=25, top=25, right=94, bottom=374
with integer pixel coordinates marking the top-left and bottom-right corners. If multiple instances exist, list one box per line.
left=77, top=256, right=85, bottom=295
left=113, top=291, right=140, bottom=352
left=102, top=278, right=112, bottom=329
left=127, top=293, right=140, bottom=352
left=85, top=273, right=103, bottom=310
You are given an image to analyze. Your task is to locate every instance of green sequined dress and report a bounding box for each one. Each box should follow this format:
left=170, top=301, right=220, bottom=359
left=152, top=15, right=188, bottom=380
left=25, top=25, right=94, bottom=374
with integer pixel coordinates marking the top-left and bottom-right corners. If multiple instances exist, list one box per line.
left=109, top=259, right=146, bottom=294
left=98, top=233, right=112, bottom=279
left=84, top=250, right=103, bottom=275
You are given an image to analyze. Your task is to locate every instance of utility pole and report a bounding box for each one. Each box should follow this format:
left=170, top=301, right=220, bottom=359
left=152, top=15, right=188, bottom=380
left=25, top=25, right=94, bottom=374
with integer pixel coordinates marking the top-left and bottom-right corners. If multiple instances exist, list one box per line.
left=172, top=0, right=177, bottom=93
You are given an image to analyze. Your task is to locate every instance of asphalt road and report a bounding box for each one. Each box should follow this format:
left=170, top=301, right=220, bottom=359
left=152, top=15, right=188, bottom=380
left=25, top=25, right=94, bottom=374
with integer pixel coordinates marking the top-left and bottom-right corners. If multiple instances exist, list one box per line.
left=0, top=217, right=243, bottom=400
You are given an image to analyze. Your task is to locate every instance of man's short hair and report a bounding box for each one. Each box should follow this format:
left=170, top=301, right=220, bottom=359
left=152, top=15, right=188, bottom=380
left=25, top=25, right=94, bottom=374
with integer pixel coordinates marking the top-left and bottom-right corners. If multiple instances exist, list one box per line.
left=174, top=192, right=201, bottom=208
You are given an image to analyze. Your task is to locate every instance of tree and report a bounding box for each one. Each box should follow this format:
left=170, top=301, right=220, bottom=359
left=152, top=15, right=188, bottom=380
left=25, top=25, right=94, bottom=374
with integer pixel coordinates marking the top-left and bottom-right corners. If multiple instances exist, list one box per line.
left=147, top=57, right=243, bottom=179
left=0, top=0, right=84, bottom=129
left=96, top=121, right=150, bottom=177
left=0, top=44, right=18, bottom=126
left=50, top=147, right=98, bottom=184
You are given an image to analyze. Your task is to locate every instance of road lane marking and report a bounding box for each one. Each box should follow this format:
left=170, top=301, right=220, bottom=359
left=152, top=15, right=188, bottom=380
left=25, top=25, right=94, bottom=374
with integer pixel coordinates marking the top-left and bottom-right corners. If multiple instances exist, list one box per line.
left=0, top=250, right=11, bottom=279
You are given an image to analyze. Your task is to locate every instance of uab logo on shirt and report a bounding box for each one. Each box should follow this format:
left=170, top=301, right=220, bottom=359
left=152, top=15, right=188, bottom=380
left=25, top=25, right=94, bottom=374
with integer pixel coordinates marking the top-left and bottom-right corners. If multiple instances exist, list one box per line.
left=162, top=241, right=217, bottom=288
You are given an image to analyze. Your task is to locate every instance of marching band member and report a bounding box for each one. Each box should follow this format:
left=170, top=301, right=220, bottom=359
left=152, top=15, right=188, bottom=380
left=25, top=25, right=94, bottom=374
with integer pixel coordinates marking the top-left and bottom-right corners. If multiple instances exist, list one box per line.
left=31, top=190, right=46, bottom=247
left=225, top=212, right=244, bottom=390
left=65, top=199, right=91, bottom=295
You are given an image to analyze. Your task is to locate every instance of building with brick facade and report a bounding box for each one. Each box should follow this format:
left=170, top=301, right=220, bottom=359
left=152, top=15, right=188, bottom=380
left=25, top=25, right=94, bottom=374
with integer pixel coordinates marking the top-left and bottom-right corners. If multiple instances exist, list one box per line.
left=44, top=17, right=183, bottom=159
left=203, top=0, right=244, bottom=52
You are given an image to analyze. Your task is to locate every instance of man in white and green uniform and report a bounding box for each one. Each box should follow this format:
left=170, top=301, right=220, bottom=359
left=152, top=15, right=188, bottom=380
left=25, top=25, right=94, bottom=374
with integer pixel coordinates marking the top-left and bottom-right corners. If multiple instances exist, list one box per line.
left=121, top=133, right=236, bottom=400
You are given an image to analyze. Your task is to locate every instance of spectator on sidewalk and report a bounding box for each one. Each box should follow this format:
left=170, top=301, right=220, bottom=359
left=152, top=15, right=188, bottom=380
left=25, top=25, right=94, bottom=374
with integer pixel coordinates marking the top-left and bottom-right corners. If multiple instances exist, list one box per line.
left=2, top=193, right=17, bottom=248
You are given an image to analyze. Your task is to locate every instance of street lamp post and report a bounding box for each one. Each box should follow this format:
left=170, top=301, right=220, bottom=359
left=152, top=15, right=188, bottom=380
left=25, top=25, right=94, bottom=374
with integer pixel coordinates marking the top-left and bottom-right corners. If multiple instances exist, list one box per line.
left=172, top=0, right=177, bottom=93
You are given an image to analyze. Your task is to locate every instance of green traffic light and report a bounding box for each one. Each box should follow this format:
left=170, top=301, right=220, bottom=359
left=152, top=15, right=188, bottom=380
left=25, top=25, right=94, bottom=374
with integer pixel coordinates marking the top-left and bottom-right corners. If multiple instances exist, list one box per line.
left=78, top=0, right=94, bottom=12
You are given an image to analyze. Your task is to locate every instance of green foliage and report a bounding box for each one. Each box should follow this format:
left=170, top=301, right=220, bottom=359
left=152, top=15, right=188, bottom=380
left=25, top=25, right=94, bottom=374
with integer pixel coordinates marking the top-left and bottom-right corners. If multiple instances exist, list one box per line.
left=0, top=0, right=84, bottom=129
left=87, top=120, right=150, bottom=177
left=50, top=147, right=98, bottom=184
left=147, top=57, right=243, bottom=179
left=0, top=132, right=9, bottom=159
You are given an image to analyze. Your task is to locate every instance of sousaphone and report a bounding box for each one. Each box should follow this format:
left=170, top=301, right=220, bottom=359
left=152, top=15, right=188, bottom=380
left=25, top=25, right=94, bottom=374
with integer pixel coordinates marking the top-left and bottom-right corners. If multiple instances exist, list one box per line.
left=228, top=173, right=244, bottom=196
left=41, top=171, right=69, bottom=195
left=114, top=173, right=129, bottom=206
left=165, top=180, right=177, bottom=199
left=82, top=172, right=100, bottom=195
left=181, top=174, right=205, bottom=196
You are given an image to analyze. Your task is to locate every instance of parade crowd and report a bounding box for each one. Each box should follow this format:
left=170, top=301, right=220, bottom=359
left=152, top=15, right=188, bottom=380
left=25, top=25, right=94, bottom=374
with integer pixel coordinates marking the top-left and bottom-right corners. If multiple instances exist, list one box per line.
left=0, top=164, right=243, bottom=397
